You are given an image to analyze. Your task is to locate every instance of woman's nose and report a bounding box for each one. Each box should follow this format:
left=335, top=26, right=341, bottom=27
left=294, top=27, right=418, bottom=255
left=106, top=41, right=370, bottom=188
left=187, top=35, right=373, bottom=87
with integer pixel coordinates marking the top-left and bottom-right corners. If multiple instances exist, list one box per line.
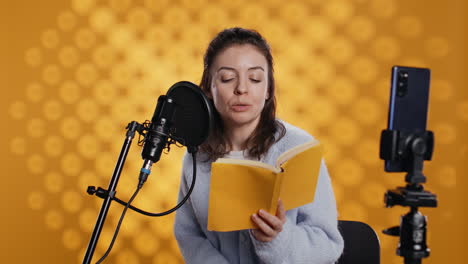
left=234, top=78, right=248, bottom=95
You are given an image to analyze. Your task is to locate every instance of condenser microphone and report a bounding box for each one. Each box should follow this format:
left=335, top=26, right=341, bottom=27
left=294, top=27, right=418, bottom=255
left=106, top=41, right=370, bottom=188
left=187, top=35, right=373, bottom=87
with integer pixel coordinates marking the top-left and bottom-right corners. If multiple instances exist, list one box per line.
left=138, top=81, right=213, bottom=187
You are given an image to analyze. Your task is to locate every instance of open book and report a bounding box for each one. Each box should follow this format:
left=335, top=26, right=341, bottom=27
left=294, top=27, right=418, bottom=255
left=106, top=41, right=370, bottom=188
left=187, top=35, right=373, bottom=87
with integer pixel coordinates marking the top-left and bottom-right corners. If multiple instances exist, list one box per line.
left=207, top=140, right=323, bottom=231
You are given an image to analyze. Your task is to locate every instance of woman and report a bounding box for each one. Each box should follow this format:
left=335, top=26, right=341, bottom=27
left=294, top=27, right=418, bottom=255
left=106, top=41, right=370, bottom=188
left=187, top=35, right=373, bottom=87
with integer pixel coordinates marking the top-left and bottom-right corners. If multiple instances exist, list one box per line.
left=174, top=27, right=343, bottom=264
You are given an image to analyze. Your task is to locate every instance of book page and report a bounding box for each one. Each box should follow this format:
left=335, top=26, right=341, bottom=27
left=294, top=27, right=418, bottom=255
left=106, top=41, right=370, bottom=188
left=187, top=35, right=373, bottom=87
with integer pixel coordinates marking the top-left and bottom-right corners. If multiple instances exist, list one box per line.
left=216, top=158, right=281, bottom=173
left=279, top=143, right=323, bottom=210
left=275, top=140, right=320, bottom=167
left=208, top=163, right=278, bottom=231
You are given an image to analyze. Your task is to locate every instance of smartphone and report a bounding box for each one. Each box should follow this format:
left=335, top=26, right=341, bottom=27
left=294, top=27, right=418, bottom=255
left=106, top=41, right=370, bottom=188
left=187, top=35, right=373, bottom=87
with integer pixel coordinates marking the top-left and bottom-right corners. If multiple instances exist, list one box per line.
left=385, top=66, right=431, bottom=172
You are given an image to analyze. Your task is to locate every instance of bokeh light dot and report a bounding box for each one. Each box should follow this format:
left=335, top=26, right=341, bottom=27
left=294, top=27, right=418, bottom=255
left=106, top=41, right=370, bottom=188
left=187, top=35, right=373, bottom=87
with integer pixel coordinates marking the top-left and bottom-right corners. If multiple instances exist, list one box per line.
left=44, top=171, right=64, bottom=193
left=340, top=200, right=368, bottom=221
left=42, top=64, right=62, bottom=85
left=325, top=36, right=355, bottom=65
left=75, top=28, right=97, bottom=50
left=57, top=11, right=77, bottom=31
left=330, top=117, right=360, bottom=146
left=76, top=63, right=99, bottom=86
left=27, top=118, right=46, bottom=138
left=41, top=29, right=60, bottom=49
left=61, top=153, right=83, bottom=177
left=436, top=165, right=457, bottom=188
left=127, top=7, right=152, bottom=31
left=45, top=209, right=64, bottom=230
left=370, top=0, right=396, bottom=19
left=133, top=230, right=160, bottom=256
left=79, top=208, right=97, bottom=233
left=352, top=97, right=381, bottom=125
left=27, top=154, right=47, bottom=174
left=152, top=250, right=180, bottom=264
left=89, top=7, right=116, bottom=33
left=348, top=57, right=378, bottom=84
left=71, top=0, right=96, bottom=15
left=425, top=36, right=450, bottom=58
left=10, top=136, right=26, bottom=155
left=24, top=47, right=42, bottom=67
left=62, top=228, right=82, bottom=250
left=431, top=79, right=453, bottom=101
left=457, top=100, right=468, bottom=121
left=62, top=190, right=83, bottom=213
left=93, top=45, right=117, bottom=68
left=44, top=135, right=65, bottom=157
left=302, top=17, right=333, bottom=46
left=372, top=36, right=400, bottom=61
left=334, top=158, right=364, bottom=186
left=434, top=123, right=457, bottom=144
left=27, top=191, right=45, bottom=210
left=26, top=82, right=45, bottom=102
left=327, top=77, right=357, bottom=105
left=108, top=24, right=134, bottom=50
left=324, top=0, right=354, bottom=24
left=116, top=249, right=140, bottom=264
left=111, top=0, right=133, bottom=13
left=58, top=45, right=80, bottom=68
left=60, top=116, right=82, bottom=140
left=346, top=16, right=375, bottom=43
left=43, top=100, right=63, bottom=121
left=396, top=16, right=423, bottom=38
left=360, top=181, right=387, bottom=208
left=357, top=139, right=379, bottom=166
left=76, top=98, right=100, bottom=123
left=59, top=80, right=81, bottom=104
left=9, top=100, right=27, bottom=120
left=77, top=134, right=100, bottom=159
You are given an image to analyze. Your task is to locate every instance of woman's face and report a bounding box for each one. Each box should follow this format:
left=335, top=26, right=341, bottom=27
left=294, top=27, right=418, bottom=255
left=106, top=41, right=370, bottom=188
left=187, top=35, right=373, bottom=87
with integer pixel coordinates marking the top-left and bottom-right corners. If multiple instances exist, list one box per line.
left=209, top=44, right=269, bottom=129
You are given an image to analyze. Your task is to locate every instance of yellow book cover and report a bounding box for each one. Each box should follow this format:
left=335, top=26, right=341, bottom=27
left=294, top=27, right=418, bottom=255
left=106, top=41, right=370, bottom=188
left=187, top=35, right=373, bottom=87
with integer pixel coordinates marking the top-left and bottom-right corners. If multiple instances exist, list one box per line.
left=207, top=140, right=323, bottom=232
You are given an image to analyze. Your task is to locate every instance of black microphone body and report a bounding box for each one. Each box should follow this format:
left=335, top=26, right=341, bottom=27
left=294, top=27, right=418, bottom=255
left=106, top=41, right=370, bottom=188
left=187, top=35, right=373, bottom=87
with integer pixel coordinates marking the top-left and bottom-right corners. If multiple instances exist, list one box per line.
left=139, top=95, right=175, bottom=187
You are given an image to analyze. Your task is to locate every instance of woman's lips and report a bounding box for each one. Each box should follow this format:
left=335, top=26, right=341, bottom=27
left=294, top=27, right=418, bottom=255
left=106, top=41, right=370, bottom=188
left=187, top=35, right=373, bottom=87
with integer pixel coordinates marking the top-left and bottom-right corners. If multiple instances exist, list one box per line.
left=231, top=104, right=250, bottom=112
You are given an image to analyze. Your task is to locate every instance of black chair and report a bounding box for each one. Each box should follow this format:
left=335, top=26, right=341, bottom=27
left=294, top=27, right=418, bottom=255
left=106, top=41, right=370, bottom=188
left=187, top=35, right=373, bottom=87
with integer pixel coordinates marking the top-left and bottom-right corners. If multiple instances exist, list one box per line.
left=336, top=220, right=380, bottom=264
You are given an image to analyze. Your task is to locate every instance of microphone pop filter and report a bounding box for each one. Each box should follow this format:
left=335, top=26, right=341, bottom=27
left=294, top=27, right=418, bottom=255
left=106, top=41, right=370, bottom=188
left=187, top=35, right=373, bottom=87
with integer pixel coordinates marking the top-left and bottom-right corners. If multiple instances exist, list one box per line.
left=166, top=81, right=213, bottom=149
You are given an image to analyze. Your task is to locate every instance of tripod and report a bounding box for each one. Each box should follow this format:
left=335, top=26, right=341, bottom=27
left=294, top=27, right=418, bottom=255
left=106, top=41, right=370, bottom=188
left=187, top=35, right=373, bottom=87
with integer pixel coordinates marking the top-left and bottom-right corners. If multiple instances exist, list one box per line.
left=380, top=129, right=438, bottom=264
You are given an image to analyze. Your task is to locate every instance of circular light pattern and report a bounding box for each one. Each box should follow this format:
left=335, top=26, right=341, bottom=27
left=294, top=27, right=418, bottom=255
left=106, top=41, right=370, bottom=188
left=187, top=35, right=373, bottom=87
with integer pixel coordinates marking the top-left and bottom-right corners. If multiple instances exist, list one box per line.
left=60, top=152, right=83, bottom=177
left=133, top=230, right=160, bottom=256
left=9, top=100, right=27, bottom=120
left=26, top=82, right=45, bottom=102
left=10, top=136, right=26, bottom=155
left=27, top=154, right=47, bottom=174
left=10, top=1, right=459, bottom=263
left=425, top=36, right=450, bottom=58
left=24, top=47, right=43, bottom=67
left=41, top=29, right=60, bottom=49
left=62, top=228, right=82, bottom=250
left=42, top=64, right=62, bottom=85
left=58, top=45, right=80, bottom=68
left=62, top=190, right=83, bottom=213
left=28, top=191, right=45, bottom=210
left=43, top=100, right=63, bottom=121
left=45, top=209, right=65, bottom=230
left=57, top=11, right=77, bottom=31
left=44, top=135, right=65, bottom=157
left=396, top=16, right=423, bottom=38
left=44, top=171, right=64, bottom=193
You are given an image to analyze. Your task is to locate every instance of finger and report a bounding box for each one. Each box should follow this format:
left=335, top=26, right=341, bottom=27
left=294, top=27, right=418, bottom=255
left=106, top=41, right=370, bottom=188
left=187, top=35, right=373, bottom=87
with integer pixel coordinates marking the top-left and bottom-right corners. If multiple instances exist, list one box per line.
left=251, top=213, right=276, bottom=237
left=258, top=209, right=284, bottom=232
left=251, top=229, right=272, bottom=242
left=276, top=199, right=286, bottom=222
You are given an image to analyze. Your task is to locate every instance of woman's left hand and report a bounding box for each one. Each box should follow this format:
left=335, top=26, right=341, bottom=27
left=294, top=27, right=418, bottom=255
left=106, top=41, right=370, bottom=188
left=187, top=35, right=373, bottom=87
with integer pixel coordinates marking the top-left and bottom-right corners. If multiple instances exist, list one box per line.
left=251, top=199, right=286, bottom=242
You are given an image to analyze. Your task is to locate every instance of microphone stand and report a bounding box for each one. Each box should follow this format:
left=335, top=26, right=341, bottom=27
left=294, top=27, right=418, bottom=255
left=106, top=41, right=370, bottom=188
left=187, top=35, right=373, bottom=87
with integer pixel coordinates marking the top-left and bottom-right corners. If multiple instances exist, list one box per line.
left=82, top=121, right=140, bottom=264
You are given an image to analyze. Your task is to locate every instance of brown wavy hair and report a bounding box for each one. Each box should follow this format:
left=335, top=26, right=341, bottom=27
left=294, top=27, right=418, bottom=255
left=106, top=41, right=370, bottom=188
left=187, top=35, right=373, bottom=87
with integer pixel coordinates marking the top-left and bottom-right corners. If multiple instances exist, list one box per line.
left=199, top=27, right=285, bottom=161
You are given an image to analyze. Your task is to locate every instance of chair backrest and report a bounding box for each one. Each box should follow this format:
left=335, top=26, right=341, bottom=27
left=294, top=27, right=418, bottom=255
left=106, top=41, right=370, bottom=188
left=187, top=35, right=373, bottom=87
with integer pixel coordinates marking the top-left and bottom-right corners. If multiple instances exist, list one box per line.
left=336, top=220, right=380, bottom=264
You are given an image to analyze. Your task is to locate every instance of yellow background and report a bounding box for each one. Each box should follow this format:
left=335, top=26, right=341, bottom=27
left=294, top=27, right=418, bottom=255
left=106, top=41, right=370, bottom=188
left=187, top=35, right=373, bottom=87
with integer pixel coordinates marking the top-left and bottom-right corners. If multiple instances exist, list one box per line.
left=1, top=0, right=466, bottom=263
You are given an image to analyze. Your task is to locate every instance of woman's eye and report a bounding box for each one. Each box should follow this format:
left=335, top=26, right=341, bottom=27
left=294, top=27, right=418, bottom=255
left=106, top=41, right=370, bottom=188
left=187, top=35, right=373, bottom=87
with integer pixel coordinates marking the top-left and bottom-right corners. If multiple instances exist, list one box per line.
left=221, top=78, right=234, bottom=83
left=250, top=78, right=261, bottom=83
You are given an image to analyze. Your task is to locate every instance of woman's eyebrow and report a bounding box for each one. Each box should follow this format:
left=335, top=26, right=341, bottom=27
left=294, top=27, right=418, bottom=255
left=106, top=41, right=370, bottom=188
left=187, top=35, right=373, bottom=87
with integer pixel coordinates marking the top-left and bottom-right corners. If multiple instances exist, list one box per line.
left=217, top=66, right=236, bottom=72
left=248, top=66, right=265, bottom=71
